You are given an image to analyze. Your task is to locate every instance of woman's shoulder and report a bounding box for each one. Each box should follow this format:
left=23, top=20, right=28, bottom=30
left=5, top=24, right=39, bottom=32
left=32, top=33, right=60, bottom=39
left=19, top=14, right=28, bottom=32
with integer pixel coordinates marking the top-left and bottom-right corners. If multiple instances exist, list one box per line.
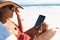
left=5, top=20, right=20, bottom=35
left=8, top=20, right=18, bottom=26
left=11, top=21, right=18, bottom=26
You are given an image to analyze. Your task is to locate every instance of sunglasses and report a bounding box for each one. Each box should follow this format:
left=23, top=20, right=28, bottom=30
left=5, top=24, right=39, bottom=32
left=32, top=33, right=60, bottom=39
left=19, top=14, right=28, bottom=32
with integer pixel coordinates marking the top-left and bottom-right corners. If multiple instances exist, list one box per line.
left=8, top=5, right=15, bottom=11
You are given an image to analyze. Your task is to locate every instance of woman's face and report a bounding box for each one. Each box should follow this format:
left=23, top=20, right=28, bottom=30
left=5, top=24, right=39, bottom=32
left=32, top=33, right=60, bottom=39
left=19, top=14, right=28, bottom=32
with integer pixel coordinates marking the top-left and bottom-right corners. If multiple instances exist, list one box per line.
left=2, top=5, right=14, bottom=18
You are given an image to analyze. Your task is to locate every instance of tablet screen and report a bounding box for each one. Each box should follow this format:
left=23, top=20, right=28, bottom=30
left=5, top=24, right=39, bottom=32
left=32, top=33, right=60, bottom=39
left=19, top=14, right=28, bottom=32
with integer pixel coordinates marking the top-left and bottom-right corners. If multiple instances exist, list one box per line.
left=34, top=15, right=45, bottom=28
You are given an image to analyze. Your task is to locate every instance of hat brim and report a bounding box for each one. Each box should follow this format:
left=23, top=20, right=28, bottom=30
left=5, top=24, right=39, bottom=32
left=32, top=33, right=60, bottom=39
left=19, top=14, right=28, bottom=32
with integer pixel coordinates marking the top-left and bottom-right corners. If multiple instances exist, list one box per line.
left=0, top=1, right=24, bottom=9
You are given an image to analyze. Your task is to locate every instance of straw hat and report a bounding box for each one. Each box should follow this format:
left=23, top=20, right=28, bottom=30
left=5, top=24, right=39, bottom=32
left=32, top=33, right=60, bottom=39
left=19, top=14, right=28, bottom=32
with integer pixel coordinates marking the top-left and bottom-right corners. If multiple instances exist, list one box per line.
left=0, top=0, right=23, bottom=9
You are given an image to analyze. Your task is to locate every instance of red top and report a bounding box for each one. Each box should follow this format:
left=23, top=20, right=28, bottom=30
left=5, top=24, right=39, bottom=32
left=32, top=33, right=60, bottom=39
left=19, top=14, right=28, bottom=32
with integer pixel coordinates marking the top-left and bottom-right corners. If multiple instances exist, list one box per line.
left=16, top=31, right=30, bottom=40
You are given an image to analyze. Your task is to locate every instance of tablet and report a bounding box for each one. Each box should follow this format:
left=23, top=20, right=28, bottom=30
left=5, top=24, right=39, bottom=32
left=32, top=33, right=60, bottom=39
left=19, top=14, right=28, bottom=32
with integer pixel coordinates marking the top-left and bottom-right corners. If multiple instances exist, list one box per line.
left=34, top=15, right=45, bottom=28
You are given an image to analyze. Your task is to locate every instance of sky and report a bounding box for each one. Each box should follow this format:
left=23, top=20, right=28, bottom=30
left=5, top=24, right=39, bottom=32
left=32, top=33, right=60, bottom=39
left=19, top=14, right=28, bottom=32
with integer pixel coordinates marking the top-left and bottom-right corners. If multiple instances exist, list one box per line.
left=11, top=0, right=60, bottom=5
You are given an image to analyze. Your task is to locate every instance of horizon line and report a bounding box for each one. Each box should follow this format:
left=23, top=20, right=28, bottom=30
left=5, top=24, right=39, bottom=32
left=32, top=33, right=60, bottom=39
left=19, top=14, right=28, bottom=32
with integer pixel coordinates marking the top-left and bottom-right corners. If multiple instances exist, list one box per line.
left=20, top=4, right=60, bottom=6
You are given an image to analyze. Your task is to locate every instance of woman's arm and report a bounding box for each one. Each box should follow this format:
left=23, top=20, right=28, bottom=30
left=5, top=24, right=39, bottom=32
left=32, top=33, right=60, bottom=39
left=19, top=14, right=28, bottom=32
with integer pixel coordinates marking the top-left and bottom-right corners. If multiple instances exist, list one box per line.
left=14, top=8, right=23, bottom=33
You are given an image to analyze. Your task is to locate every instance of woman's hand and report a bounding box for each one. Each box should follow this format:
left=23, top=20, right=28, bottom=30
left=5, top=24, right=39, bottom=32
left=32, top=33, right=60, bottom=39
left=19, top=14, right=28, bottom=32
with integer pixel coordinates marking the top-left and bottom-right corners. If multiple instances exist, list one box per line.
left=14, top=8, right=19, bottom=16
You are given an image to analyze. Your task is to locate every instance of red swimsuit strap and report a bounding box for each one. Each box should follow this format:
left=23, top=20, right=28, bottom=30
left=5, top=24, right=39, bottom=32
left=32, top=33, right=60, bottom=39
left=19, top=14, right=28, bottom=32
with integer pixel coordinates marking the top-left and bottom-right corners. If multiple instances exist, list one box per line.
left=16, top=31, right=21, bottom=38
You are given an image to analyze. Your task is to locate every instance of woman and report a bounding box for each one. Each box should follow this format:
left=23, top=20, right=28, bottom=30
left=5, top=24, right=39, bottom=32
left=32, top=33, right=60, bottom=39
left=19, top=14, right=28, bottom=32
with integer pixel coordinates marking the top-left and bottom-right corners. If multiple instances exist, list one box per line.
left=0, top=1, right=55, bottom=40
left=0, top=1, right=30, bottom=40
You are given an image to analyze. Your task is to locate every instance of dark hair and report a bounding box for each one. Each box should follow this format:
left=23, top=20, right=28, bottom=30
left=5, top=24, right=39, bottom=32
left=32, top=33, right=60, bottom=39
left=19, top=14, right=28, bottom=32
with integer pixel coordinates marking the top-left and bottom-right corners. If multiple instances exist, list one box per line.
left=0, top=11, right=3, bottom=23
left=0, top=11, right=2, bottom=17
